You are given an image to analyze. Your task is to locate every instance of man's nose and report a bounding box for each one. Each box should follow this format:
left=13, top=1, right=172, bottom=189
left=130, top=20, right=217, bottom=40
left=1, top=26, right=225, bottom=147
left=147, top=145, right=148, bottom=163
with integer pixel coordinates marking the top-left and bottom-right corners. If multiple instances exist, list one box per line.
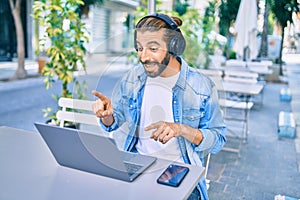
left=139, top=48, right=150, bottom=62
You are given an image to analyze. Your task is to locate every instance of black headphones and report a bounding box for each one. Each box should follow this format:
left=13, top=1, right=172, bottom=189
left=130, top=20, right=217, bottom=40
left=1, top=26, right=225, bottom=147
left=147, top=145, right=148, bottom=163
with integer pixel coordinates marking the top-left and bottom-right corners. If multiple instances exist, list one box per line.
left=134, top=13, right=186, bottom=56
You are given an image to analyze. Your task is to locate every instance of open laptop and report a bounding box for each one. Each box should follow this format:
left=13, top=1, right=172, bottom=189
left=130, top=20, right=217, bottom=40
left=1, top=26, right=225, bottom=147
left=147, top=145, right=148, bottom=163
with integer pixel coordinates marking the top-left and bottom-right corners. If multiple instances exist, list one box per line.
left=34, top=122, right=157, bottom=182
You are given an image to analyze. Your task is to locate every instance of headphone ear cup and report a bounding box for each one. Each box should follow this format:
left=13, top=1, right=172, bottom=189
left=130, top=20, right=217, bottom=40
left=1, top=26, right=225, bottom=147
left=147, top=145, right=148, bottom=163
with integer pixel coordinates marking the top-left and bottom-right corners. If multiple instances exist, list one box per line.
left=168, top=37, right=177, bottom=55
left=168, top=32, right=186, bottom=56
left=134, top=30, right=138, bottom=51
left=176, top=33, right=186, bottom=55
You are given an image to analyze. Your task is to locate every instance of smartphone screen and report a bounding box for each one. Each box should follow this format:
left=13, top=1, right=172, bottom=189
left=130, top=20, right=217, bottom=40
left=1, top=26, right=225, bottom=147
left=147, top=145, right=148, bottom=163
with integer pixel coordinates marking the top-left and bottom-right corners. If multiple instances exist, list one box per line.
left=157, top=164, right=189, bottom=187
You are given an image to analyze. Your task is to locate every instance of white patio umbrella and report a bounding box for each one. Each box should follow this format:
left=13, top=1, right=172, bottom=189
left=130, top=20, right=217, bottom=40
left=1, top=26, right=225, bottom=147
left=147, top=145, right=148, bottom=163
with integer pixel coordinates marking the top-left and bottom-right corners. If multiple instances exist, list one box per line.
left=234, top=0, right=258, bottom=61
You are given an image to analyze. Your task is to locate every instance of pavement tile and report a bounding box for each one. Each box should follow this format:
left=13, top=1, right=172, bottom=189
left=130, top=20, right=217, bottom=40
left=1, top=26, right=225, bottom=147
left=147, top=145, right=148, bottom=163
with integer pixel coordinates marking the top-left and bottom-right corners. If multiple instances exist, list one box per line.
left=219, top=176, right=239, bottom=186
left=291, top=112, right=300, bottom=126
left=291, top=101, right=300, bottom=112
left=222, top=183, right=248, bottom=199
left=207, top=181, right=226, bottom=193
left=209, top=74, right=300, bottom=199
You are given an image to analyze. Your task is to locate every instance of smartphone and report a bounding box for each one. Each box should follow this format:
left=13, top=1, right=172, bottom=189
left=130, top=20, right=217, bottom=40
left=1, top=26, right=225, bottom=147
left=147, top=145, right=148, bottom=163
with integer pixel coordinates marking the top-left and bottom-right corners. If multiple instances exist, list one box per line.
left=157, top=164, right=189, bottom=187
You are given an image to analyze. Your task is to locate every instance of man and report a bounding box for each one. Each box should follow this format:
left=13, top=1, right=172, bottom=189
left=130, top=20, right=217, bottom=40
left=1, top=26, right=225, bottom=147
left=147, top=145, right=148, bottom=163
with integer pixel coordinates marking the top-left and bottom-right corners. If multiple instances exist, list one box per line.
left=92, top=13, right=226, bottom=200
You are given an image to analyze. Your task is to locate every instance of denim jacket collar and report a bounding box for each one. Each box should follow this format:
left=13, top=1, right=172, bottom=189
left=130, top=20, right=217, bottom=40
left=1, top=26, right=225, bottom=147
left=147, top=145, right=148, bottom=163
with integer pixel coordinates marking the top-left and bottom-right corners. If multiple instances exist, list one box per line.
left=174, top=58, right=188, bottom=90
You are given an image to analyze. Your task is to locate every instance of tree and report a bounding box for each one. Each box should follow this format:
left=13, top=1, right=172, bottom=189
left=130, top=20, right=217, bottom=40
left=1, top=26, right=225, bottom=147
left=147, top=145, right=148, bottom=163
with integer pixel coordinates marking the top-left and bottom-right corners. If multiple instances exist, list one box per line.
left=201, top=0, right=219, bottom=68
left=8, top=0, right=103, bottom=81
left=258, top=0, right=270, bottom=58
left=33, top=0, right=89, bottom=124
left=218, top=0, right=240, bottom=37
left=173, top=0, right=189, bottom=16
left=218, top=0, right=241, bottom=58
left=78, top=0, right=105, bottom=18
left=9, top=0, right=27, bottom=80
left=270, top=0, right=300, bottom=75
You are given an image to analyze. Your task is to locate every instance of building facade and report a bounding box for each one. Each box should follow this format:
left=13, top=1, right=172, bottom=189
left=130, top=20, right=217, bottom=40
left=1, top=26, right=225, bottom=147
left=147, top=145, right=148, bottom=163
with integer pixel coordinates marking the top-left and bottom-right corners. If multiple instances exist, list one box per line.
left=85, top=0, right=138, bottom=54
left=0, top=0, right=212, bottom=61
left=0, top=0, right=29, bottom=61
left=0, top=0, right=139, bottom=62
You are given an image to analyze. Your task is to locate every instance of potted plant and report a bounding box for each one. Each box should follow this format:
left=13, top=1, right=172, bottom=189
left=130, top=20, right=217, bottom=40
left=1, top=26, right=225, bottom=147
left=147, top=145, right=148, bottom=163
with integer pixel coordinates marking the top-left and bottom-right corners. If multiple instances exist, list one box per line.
left=33, top=16, right=49, bottom=75
left=33, top=0, right=89, bottom=126
left=36, top=50, right=48, bottom=74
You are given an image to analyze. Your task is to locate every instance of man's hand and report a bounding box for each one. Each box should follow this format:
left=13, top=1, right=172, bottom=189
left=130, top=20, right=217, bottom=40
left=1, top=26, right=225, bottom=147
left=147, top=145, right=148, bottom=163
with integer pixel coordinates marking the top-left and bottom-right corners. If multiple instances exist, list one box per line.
left=92, top=90, right=114, bottom=126
left=145, top=121, right=180, bottom=144
left=145, top=121, right=202, bottom=145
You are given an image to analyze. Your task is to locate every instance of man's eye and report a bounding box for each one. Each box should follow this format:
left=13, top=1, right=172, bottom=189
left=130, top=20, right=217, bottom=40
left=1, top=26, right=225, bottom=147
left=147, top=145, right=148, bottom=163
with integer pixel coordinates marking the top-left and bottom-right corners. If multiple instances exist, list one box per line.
left=150, top=47, right=158, bottom=52
left=137, top=47, right=143, bottom=52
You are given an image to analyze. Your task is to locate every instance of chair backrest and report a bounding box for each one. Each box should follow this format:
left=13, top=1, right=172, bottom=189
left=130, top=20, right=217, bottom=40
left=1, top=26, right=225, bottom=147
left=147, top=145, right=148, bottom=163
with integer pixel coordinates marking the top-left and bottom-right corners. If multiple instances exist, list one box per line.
left=246, top=61, right=272, bottom=75
left=199, top=69, right=223, bottom=77
left=204, top=152, right=211, bottom=190
left=57, top=97, right=99, bottom=128
left=224, top=59, right=249, bottom=72
left=223, top=70, right=258, bottom=84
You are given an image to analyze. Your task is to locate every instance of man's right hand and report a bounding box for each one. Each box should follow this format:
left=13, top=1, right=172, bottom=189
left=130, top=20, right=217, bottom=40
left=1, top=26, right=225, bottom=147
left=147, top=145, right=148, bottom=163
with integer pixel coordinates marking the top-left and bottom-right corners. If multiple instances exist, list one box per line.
left=92, top=90, right=114, bottom=126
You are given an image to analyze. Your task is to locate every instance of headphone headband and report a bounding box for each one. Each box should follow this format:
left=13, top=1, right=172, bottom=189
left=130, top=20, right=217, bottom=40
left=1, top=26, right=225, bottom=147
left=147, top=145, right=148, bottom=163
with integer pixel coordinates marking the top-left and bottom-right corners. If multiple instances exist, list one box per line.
left=137, top=13, right=179, bottom=31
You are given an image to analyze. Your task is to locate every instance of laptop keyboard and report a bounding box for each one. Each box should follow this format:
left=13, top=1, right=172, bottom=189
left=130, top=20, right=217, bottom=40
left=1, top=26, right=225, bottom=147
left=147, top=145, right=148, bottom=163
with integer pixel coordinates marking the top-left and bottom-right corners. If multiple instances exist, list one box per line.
left=123, top=162, right=143, bottom=176
left=120, top=152, right=137, bottom=161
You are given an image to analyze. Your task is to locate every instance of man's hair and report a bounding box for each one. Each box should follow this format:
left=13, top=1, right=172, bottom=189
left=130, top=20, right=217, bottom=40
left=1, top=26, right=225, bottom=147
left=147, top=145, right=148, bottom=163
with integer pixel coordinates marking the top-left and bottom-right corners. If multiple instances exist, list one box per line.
left=134, top=13, right=186, bottom=56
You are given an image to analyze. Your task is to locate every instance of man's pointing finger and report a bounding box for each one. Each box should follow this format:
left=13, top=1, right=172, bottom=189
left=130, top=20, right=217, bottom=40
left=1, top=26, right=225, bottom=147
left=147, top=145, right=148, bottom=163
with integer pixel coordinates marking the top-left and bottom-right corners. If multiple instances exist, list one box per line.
left=92, top=90, right=107, bottom=101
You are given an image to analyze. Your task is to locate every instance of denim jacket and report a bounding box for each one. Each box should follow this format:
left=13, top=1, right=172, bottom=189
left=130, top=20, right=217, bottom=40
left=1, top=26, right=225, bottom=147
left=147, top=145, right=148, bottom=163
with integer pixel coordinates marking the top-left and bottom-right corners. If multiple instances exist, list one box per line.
left=100, top=58, right=226, bottom=200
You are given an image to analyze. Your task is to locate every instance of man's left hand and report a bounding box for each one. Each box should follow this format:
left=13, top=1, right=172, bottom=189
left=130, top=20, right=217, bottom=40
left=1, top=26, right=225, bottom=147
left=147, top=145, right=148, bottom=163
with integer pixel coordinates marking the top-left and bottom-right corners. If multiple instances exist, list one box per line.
left=145, top=121, right=202, bottom=145
left=144, top=121, right=180, bottom=144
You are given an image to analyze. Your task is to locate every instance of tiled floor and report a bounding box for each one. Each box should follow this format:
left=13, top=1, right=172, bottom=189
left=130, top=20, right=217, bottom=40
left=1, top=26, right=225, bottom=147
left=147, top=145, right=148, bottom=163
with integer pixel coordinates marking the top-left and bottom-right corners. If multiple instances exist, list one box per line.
left=208, top=55, right=300, bottom=199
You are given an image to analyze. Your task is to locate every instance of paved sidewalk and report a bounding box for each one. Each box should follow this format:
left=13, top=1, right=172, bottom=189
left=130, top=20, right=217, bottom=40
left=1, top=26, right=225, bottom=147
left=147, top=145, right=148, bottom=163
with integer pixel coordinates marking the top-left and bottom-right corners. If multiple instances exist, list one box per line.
left=0, top=53, right=129, bottom=81
left=0, top=60, right=39, bottom=81
left=207, top=54, right=300, bottom=199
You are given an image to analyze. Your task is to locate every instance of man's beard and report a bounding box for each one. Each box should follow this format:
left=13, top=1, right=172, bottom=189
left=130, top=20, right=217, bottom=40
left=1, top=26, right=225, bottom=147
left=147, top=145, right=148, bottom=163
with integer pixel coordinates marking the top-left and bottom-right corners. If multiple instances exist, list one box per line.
left=140, top=53, right=171, bottom=78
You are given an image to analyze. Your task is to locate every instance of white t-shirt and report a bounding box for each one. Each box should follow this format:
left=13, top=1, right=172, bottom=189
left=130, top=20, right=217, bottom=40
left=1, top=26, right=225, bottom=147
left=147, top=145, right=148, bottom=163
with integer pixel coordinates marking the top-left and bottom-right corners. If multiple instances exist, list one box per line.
left=136, top=73, right=184, bottom=163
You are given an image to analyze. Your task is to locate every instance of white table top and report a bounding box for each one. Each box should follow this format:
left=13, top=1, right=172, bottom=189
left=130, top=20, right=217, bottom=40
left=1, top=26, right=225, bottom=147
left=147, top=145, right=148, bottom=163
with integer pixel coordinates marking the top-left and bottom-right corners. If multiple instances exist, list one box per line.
left=222, top=60, right=273, bottom=75
left=0, top=126, right=204, bottom=200
left=219, top=81, right=264, bottom=96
